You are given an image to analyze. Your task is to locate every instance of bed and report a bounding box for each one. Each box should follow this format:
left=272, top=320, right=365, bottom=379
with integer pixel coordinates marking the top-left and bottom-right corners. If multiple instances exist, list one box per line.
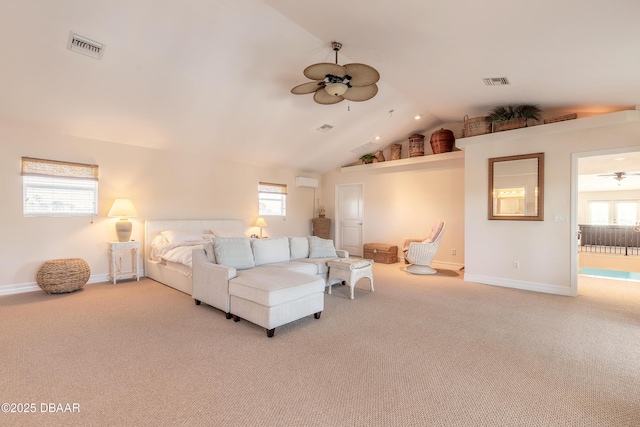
left=144, top=219, right=245, bottom=294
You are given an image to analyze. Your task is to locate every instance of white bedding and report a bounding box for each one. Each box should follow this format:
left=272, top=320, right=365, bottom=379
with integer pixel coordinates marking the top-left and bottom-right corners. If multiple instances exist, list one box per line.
left=144, top=219, right=245, bottom=295
left=151, top=239, right=209, bottom=268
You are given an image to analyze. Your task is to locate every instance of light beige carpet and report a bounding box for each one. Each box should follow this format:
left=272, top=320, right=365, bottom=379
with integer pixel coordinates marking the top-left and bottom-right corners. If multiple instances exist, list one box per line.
left=1, top=264, right=639, bottom=426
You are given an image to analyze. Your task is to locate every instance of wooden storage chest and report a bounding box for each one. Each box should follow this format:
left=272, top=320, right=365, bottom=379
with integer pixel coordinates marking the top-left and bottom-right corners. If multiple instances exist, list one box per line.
left=363, top=243, right=398, bottom=264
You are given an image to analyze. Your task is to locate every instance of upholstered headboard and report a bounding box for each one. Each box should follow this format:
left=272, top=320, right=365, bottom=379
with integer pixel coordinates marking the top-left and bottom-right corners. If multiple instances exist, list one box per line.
left=144, top=219, right=245, bottom=260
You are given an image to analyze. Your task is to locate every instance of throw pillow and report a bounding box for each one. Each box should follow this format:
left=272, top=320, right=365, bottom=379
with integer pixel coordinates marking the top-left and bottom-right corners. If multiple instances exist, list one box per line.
left=213, top=237, right=255, bottom=270
left=289, top=237, right=309, bottom=260
left=252, top=237, right=290, bottom=266
left=308, top=236, right=337, bottom=258
left=161, top=229, right=203, bottom=244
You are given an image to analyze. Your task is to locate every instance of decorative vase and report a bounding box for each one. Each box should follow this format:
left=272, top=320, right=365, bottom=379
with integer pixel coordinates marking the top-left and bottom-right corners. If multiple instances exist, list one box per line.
left=408, top=134, right=425, bottom=157
left=374, top=150, right=385, bottom=162
left=390, top=143, right=402, bottom=160
left=429, top=128, right=455, bottom=154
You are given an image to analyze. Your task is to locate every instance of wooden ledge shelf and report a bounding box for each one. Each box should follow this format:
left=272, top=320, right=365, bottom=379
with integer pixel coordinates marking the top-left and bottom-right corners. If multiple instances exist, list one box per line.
left=341, top=150, right=464, bottom=173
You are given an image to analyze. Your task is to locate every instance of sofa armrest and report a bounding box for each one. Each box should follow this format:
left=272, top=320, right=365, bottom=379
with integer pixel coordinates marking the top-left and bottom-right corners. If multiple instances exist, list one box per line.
left=336, top=249, right=349, bottom=258
left=192, top=248, right=236, bottom=314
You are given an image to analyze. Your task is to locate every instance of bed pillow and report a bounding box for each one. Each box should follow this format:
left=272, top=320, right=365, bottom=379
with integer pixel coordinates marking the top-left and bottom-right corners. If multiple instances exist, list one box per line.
left=210, top=228, right=246, bottom=238
left=203, top=241, right=216, bottom=263
left=212, top=237, right=254, bottom=270
left=252, top=237, right=290, bottom=266
left=161, top=229, right=203, bottom=244
left=308, top=236, right=337, bottom=259
left=289, top=237, right=309, bottom=260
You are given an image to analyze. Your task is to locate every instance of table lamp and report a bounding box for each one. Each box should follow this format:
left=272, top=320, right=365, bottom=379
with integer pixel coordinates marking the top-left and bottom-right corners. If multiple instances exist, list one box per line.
left=254, top=217, right=268, bottom=238
left=108, top=198, right=138, bottom=242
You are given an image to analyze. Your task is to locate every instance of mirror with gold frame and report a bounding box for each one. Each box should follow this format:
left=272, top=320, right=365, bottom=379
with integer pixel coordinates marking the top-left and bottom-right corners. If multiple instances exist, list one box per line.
left=489, top=152, right=544, bottom=221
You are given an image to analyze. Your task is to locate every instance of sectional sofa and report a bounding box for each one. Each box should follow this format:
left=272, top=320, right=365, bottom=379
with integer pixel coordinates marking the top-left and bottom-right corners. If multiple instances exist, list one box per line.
left=192, top=236, right=348, bottom=337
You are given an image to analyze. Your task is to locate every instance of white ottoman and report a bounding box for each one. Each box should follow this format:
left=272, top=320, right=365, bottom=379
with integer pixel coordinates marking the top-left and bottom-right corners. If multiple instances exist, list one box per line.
left=229, top=266, right=325, bottom=337
left=327, top=258, right=374, bottom=299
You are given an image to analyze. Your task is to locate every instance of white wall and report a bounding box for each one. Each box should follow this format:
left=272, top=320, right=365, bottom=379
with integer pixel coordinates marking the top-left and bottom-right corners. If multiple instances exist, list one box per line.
left=321, top=141, right=465, bottom=268
left=460, top=111, right=640, bottom=296
left=0, top=122, right=319, bottom=288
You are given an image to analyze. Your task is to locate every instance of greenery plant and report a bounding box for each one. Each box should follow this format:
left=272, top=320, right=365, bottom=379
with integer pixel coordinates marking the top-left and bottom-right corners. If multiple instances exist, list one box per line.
left=359, top=153, right=376, bottom=164
left=488, top=104, right=542, bottom=123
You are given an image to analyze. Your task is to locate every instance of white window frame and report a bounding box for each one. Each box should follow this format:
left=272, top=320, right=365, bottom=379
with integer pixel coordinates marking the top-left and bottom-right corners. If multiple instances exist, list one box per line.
left=22, top=157, right=99, bottom=217
left=258, top=182, right=287, bottom=217
left=586, top=199, right=639, bottom=225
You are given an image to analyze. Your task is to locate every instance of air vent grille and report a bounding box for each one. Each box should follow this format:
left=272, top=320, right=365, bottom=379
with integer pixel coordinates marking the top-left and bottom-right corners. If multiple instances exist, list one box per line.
left=483, top=77, right=510, bottom=86
left=68, top=33, right=104, bottom=60
left=316, top=124, right=334, bottom=132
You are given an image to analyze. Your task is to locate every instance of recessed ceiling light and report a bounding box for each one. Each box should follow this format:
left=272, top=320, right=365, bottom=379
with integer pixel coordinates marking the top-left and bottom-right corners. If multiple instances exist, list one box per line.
left=614, top=157, right=625, bottom=161
left=415, top=115, right=421, bottom=120
left=374, top=136, right=381, bottom=140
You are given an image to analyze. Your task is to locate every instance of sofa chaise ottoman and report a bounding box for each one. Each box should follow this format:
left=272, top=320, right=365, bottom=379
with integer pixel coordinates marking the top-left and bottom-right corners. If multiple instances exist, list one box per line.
left=229, top=266, right=324, bottom=337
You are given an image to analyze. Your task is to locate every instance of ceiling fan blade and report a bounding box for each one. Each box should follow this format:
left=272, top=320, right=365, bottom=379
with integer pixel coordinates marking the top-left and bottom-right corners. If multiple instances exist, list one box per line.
left=304, top=63, right=346, bottom=80
left=342, top=84, right=378, bottom=102
left=313, top=89, right=344, bottom=105
left=343, top=63, right=380, bottom=87
left=291, top=81, right=323, bottom=95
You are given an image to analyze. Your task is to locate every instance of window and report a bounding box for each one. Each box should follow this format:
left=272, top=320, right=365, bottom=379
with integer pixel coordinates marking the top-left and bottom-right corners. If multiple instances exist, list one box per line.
left=586, top=199, right=639, bottom=225
left=22, top=157, right=98, bottom=216
left=258, top=182, right=286, bottom=216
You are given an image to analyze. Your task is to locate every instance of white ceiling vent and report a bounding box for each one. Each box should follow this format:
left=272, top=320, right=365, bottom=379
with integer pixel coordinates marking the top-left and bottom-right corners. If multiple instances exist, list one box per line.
left=67, top=33, right=104, bottom=60
left=316, top=124, right=334, bottom=133
left=482, top=77, right=510, bottom=86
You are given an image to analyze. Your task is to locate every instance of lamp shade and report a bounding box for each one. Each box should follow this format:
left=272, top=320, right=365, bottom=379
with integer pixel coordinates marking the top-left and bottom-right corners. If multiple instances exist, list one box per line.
left=254, top=217, right=268, bottom=228
left=108, top=199, right=137, bottom=242
left=108, top=198, right=138, bottom=219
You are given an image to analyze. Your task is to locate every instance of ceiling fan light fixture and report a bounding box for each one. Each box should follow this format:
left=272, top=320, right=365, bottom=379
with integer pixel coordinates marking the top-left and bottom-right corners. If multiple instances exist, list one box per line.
left=325, top=82, right=349, bottom=97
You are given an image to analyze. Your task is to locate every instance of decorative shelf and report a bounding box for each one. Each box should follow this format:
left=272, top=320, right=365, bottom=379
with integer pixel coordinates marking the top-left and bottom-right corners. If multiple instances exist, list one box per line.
left=341, top=150, right=464, bottom=173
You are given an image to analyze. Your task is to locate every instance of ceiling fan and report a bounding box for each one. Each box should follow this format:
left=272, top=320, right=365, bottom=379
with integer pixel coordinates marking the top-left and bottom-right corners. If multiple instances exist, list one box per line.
left=598, top=171, right=640, bottom=182
left=291, top=41, right=379, bottom=105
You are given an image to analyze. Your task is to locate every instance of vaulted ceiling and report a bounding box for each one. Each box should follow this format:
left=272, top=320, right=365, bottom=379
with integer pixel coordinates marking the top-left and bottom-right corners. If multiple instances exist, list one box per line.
left=1, top=0, right=639, bottom=174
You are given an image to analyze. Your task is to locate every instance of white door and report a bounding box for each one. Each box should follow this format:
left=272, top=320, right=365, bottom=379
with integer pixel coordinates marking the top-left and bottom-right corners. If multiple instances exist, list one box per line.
left=336, top=183, right=364, bottom=256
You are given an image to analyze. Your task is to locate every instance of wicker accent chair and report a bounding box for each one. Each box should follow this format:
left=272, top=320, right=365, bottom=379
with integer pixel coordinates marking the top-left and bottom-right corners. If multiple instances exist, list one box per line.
left=402, top=221, right=445, bottom=275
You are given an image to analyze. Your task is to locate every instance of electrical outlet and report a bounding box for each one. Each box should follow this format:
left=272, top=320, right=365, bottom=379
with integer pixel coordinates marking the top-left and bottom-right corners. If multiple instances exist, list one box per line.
left=451, top=249, right=456, bottom=255
left=513, top=261, right=520, bottom=269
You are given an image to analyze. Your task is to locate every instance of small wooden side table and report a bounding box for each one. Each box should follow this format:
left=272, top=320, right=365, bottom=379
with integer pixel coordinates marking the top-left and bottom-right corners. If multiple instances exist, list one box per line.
left=107, top=241, right=140, bottom=284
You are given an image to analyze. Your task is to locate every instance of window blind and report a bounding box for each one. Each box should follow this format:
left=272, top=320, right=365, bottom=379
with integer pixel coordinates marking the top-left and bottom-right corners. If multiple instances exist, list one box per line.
left=22, top=157, right=99, bottom=181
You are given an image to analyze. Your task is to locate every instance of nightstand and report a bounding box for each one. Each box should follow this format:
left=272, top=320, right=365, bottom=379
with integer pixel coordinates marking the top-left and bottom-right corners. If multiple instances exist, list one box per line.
left=107, top=241, right=140, bottom=284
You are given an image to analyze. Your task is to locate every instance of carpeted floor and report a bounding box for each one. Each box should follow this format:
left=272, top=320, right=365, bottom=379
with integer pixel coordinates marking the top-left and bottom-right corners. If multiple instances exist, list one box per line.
left=1, top=264, right=639, bottom=426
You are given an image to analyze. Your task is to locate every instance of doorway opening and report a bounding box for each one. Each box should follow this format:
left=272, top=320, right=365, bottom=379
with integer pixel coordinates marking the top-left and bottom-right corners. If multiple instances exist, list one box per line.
left=573, top=148, right=640, bottom=291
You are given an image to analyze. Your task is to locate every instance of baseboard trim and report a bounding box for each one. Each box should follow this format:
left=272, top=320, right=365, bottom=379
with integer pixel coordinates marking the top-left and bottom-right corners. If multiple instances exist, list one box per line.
left=463, top=274, right=573, bottom=296
left=0, top=273, right=111, bottom=296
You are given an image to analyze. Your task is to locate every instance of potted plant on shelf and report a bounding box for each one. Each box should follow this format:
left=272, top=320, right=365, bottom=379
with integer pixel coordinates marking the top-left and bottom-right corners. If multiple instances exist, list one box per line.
left=317, top=205, right=326, bottom=218
left=359, top=153, right=376, bottom=164
left=488, top=104, right=542, bottom=132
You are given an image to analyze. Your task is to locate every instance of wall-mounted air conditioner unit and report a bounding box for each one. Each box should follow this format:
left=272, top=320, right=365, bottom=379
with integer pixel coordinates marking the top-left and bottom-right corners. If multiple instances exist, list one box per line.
left=295, top=177, right=319, bottom=188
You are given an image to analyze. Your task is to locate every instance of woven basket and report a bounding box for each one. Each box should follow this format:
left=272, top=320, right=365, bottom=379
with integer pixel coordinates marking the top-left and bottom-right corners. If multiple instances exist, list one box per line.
left=492, top=117, right=527, bottom=133
left=544, top=113, right=577, bottom=124
left=36, top=258, right=90, bottom=294
left=462, top=116, right=491, bottom=137
left=429, top=128, right=455, bottom=154
left=408, top=134, right=425, bottom=157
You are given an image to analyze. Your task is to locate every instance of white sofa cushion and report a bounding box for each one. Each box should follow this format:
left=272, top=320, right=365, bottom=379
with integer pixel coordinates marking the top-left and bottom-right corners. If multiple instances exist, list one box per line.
left=230, top=267, right=325, bottom=307
left=298, top=258, right=332, bottom=275
left=308, top=236, right=337, bottom=258
left=289, top=237, right=309, bottom=260
left=213, top=237, right=255, bottom=270
left=252, top=237, right=290, bottom=266
left=269, top=261, right=318, bottom=276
